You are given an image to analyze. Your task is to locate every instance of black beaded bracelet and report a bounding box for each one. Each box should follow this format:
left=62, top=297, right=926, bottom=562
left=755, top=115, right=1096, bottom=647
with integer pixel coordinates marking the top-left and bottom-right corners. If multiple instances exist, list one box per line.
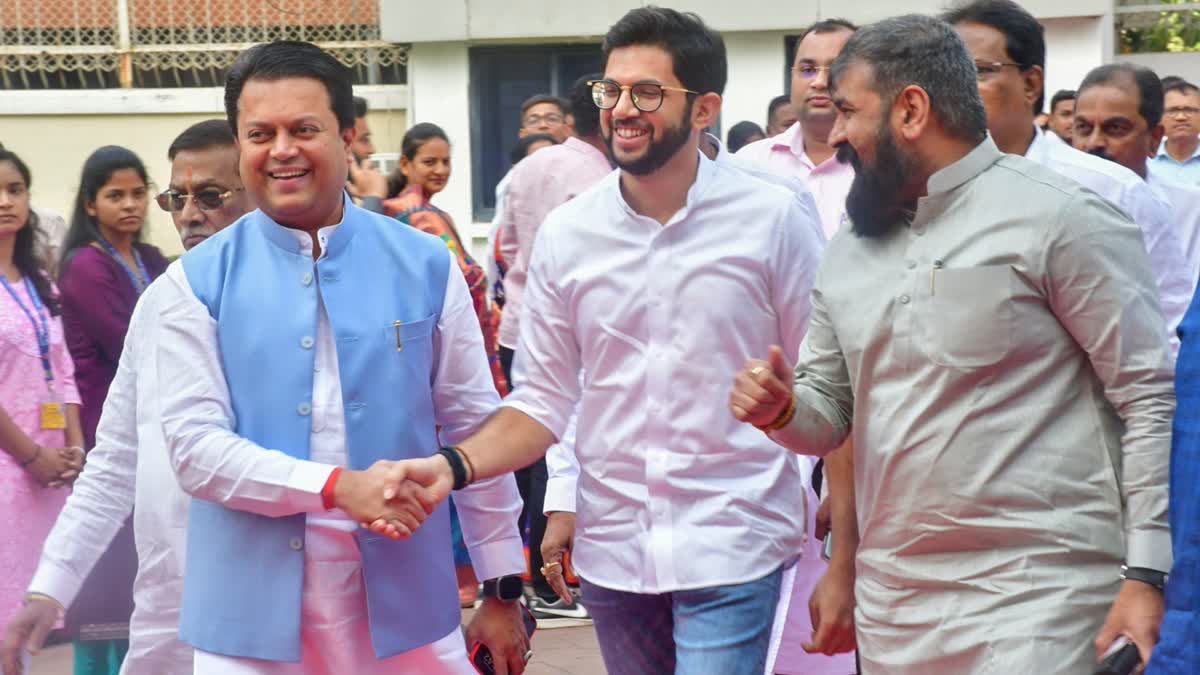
left=437, top=447, right=469, bottom=491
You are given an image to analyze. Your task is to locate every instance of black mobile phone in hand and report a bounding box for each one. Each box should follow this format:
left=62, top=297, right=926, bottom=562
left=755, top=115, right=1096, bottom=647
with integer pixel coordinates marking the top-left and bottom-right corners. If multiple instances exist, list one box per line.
left=1094, top=636, right=1141, bottom=675
left=470, top=605, right=538, bottom=675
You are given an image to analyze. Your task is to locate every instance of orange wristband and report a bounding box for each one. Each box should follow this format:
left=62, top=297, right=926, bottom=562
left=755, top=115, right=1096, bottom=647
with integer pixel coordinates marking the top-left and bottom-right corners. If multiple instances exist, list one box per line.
left=321, top=467, right=343, bottom=510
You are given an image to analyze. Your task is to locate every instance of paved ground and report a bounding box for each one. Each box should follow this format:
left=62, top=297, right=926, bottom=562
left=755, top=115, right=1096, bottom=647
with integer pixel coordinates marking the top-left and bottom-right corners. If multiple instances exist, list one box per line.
left=29, top=612, right=606, bottom=674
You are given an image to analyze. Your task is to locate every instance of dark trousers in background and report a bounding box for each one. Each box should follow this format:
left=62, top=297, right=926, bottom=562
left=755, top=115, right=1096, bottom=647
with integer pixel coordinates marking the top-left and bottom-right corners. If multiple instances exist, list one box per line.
left=499, top=345, right=555, bottom=600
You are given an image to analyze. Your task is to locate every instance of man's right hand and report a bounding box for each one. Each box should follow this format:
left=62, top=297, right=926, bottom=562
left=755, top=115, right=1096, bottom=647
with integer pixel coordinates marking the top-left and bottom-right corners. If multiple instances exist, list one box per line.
left=803, top=559, right=857, bottom=656
left=333, top=461, right=439, bottom=539
left=363, top=455, right=457, bottom=537
left=729, top=345, right=794, bottom=428
left=1, top=596, right=61, bottom=675
left=347, top=158, right=388, bottom=199
left=540, top=512, right=577, bottom=603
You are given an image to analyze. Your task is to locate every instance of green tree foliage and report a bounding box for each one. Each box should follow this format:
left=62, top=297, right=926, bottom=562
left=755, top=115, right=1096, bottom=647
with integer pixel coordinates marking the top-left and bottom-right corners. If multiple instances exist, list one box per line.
left=1120, top=1, right=1200, bottom=53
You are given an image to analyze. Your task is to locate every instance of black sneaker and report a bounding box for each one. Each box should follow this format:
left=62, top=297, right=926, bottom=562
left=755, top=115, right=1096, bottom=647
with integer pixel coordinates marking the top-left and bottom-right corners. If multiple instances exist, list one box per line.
left=525, top=592, right=592, bottom=627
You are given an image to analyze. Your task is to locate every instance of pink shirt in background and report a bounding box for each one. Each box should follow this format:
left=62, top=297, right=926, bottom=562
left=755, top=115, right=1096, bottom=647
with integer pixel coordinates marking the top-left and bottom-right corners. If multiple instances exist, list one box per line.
left=736, top=122, right=854, bottom=239
left=495, top=136, right=612, bottom=350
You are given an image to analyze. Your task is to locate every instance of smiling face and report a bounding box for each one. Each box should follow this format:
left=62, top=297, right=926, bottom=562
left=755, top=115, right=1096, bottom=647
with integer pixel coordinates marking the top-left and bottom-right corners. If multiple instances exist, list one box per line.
left=235, top=76, right=354, bottom=230
left=169, top=146, right=251, bottom=250
left=600, top=44, right=707, bottom=177
left=400, top=137, right=451, bottom=196
left=86, top=168, right=148, bottom=240
left=0, top=160, right=30, bottom=240
left=792, top=28, right=854, bottom=130
left=1073, top=81, right=1160, bottom=179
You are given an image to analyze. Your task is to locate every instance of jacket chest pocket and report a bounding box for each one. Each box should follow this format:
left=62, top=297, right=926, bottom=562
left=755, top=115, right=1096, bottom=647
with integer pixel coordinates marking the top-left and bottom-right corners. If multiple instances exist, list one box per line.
left=918, top=265, right=1015, bottom=368
left=385, top=314, right=436, bottom=360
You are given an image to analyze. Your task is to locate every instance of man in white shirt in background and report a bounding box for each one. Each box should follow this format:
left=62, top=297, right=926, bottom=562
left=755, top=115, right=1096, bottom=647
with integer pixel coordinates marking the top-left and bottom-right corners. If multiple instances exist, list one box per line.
left=1073, top=63, right=1200, bottom=292
left=1, top=119, right=253, bottom=675
left=947, top=0, right=1192, bottom=350
left=384, top=8, right=825, bottom=674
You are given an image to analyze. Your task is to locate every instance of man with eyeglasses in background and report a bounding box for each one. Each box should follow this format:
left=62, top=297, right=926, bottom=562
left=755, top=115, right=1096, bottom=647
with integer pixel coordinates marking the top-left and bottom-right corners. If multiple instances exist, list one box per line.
left=738, top=18, right=856, bottom=240
left=946, top=0, right=1191, bottom=352
left=1152, top=79, right=1200, bottom=187
left=1, top=120, right=252, bottom=675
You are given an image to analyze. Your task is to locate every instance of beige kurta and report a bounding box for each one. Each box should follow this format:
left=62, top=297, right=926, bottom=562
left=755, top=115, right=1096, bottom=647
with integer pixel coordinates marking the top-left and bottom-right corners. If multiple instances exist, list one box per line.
left=770, top=137, right=1175, bottom=674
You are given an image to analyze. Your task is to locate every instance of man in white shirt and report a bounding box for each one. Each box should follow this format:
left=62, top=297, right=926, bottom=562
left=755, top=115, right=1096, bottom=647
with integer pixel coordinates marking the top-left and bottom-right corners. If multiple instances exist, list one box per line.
left=0, top=119, right=252, bottom=675
left=121, top=42, right=526, bottom=675
left=947, top=0, right=1192, bottom=349
left=383, top=8, right=824, bottom=675
left=1073, top=63, right=1200, bottom=291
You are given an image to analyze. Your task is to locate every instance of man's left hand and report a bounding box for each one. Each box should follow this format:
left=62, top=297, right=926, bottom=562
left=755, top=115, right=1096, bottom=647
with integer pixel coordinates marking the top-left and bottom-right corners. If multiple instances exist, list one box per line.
left=1094, top=579, right=1164, bottom=668
left=465, top=598, right=531, bottom=675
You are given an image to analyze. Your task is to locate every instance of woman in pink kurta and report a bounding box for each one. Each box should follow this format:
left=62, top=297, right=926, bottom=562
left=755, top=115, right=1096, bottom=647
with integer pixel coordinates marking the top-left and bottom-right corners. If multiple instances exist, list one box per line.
left=0, top=148, right=85, bottom=630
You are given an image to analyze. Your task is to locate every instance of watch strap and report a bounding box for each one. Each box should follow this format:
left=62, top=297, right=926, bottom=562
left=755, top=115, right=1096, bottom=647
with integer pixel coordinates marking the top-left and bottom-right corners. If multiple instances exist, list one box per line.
left=1121, top=565, right=1168, bottom=591
left=482, top=575, right=524, bottom=601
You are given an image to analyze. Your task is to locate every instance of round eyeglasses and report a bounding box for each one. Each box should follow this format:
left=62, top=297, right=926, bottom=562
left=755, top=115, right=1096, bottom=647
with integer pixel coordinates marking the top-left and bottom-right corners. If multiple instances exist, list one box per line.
left=588, top=79, right=699, bottom=113
left=155, top=187, right=244, bottom=213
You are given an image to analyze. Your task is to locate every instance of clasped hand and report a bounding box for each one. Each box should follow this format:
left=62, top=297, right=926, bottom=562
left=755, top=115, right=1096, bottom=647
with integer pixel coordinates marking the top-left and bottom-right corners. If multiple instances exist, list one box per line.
left=336, top=458, right=456, bottom=539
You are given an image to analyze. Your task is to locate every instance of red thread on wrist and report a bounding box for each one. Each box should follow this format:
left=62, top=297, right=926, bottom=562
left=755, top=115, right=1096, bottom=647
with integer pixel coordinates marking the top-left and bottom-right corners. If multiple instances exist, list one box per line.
left=321, top=467, right=343, bottom=511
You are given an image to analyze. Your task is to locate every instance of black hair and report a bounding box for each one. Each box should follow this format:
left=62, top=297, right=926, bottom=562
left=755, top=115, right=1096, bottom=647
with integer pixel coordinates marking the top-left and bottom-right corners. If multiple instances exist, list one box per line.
left=767, top=95, right=791, bottom=123
left=224, top=40, right=355, bottom=134
left=1049, top=89, right=1076, bottom=113
left=168, top=119, right=236, bottom=160
left=1165, top=79, right=1200, bottom=97
left=726, top=120, right=765, bottom=153
left=799, top=18, right=858, bottom=42
left=942, top=0, right=1047, bottom=114
left=1079, top=63, right=1165, bottom=128
left=521, top=94, right=568, bottom=118
left=59, top=146, right=149, bottom=274
left=831, top=14, right=988, bottom=145
left=602, top=6, right=727, bottom=96
left=568, top=73, right=603, bottom=138
left=510, top=133, right=559, bottom=166
left=387, top=122, right=450, bottom=198
left=353, top=95, right=369, bottom=119
left=0, top=149, right=59, bottom=315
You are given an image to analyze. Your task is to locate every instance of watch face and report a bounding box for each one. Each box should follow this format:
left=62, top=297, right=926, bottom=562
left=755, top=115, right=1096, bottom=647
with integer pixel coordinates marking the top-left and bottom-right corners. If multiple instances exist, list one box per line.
left=498, top=575, right=524, bottom=600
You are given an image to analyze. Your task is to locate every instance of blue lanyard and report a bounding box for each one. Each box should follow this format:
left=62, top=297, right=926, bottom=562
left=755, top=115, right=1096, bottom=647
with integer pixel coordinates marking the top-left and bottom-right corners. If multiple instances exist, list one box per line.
left=0, top=275, right=53, bottom=383
left=98, top=238, right=149, bottom=295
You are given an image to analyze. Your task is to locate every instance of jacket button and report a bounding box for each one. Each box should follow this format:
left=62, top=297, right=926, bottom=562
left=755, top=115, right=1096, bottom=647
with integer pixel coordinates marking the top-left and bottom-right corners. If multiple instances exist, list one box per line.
left=289, top=536, right=304, bottom=551
left=298, top=402, right=312, bottom=415
left=300, top=336, right=314, bottom=349
left=302, top=272, right=313, bottom=286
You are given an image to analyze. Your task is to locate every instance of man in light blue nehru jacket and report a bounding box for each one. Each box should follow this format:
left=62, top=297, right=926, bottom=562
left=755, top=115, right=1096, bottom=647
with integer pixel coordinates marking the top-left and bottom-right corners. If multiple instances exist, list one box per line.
left=150, top=41, right=533, bottom=675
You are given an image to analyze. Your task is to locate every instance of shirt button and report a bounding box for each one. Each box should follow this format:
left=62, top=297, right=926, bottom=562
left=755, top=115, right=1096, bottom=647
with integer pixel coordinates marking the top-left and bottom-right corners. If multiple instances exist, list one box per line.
left=300, top=336, right=314, bottom=349
left=298, top=402, right=312, bottom=416
left=913, top=226, right=925, bottom=236
left=289, top=536, right=304, bottom=551
left=906, top=260, right=917, bottom=269
left=302, top=272, right=313, bottom=286
left=899, top=294, right=911, bottom=304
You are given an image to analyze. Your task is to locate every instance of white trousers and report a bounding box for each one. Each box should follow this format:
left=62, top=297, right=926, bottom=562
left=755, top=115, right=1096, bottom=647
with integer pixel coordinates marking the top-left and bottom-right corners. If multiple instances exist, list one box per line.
left=194, top=527, right=474, bottom=675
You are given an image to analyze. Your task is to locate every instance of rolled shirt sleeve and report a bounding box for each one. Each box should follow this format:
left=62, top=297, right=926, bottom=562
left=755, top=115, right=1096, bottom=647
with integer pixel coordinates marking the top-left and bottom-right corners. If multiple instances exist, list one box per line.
left=1043, top=191, right=1175, bottom=571
left=155, top=263, right=333, bottom=517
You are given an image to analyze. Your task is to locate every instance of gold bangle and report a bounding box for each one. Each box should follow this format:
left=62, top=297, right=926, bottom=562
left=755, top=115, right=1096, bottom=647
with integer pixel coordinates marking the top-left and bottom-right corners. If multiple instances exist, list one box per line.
left=756, top=395, right=796, bottom=432
left=25, top=592, right=65, bottom=613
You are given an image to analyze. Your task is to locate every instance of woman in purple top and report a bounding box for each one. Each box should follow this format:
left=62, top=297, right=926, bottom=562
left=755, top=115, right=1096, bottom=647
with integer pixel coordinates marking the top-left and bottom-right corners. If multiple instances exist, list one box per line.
left=57, top=146, right=167, bottom=675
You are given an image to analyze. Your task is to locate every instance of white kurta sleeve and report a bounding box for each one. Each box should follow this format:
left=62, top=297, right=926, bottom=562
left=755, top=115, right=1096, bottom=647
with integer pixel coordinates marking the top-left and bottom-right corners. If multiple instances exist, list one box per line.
left=431, top=253, right=524, bottom=581
left=155, top=263, right=333, bottom=516
left=27, top=292, right=149, bottom=606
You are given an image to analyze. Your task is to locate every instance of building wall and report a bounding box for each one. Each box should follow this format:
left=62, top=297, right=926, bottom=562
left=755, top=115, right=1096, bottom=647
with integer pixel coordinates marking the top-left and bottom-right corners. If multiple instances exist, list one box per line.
left=722, top=31, right=791, bottom=138
left=1042, top=16, right=1111, bottom=111
left=382, top=0, right=1110, bottom=41
left=0, top=87, right=407, bottom=257
left=1123, top=52, right=1200, bottom=84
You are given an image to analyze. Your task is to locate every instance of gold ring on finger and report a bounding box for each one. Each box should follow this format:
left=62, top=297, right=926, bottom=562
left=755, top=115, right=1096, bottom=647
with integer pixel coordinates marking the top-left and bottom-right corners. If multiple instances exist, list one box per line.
left=750, top=366, right=767, bottom=377
left=540, top=561, right=562, bottom=576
